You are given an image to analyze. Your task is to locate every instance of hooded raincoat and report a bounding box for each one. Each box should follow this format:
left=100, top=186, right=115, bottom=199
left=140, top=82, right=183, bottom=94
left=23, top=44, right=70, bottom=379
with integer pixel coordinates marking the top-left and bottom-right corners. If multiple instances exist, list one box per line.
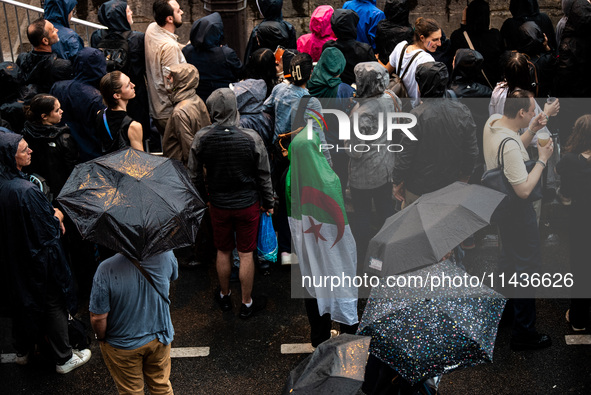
left=515, top=21, right=557, bottom=98
left=162, top=64, right=211, bottom=166
left=183, top=13, right=242, bottom=102
left=234, top=79, right=274, bottom=149
left=50, top=48, right=106, bottom=162
left=342, top=0, right=385, bottom=50
left=393, top=62, right=478, bottom=196
left=375, top=0, right=414, bottom=64
left=556, top=0, right=576, bottom=46
left=347, top=62, right=398, bottom=190
left=91, top=0, right=150, bottom=134
left=296, top=6, right=336, bottom=62
left=44, top=0, right=84, bottom=60
left=450, top=0, right=504, bottom=87
left=449, top=49, right=492, bottom=98
left=244, top=0, right=297, bottom=63
left=21, top=121, right=78, bottom=197
left=16, top=51, right=72, bottom=94
left=322, top=9, right=376, bottom=85
left=187, top=88, right=273, bottom=210
left=555, top=0, right=591, bottom=97
left=501, top=0, right=557, bottom=52
left=0, top=131, right=76, bottom=331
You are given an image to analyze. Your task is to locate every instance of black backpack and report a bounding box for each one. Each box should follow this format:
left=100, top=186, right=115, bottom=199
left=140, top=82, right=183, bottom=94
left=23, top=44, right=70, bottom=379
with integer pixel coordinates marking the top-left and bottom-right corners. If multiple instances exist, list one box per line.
left=97, top=31, right=132, bottom=73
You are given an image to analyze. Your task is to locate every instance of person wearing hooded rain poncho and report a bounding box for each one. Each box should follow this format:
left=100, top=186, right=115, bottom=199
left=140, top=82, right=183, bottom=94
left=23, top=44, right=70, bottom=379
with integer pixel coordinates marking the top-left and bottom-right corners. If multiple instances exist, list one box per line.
left=182, top=12, right=242, bottom=103
left=44, top=0, right=84, bottom=60
left=188, top=88, right=274, bottom=319
left=0, top=131, right=91, bottom=373
left=450, top=0, right=504, bottom=87
left=244, top=0, right=297, bottom=64
left=346, top=62, right=399, bottom=264
left=286, top=120, right=358, bottom=348
left=342, top=0, right=385, bottom=50
left=392, top=62, right=478, bottom=207
left=50, top=48, right=107, bottom=162
left=307, top=47, right=355, bottom=197
left=375, top=0, right=415, bottom=65
left=162, top=63, right=211, bottom=167
left=296, top=5, right=336, bottom=62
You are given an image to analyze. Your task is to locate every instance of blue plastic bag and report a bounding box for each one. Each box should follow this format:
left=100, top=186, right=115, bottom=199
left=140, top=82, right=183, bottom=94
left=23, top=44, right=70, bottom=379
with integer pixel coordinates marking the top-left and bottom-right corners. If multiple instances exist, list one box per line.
left=257, top=213, right=277, bottom=263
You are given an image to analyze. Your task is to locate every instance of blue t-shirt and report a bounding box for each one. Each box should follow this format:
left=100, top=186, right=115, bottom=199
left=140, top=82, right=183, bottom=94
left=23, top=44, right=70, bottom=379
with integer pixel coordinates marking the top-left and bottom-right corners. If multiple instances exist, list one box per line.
left=89, top=251, right=178, bottom=350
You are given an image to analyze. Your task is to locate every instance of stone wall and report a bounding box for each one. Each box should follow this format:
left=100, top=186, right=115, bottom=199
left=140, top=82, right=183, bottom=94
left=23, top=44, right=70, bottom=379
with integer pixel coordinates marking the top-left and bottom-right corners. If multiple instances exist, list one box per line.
left=1, top=0, right=564, bottom=61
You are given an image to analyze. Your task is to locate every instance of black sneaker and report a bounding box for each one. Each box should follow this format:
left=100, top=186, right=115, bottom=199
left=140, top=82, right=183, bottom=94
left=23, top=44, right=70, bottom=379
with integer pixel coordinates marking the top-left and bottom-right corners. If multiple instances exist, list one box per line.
left=214, top=288, right=232, bottom=311
left=239, top=296, right=267, bottom=319
left=510, top=333, right=552, bottom=351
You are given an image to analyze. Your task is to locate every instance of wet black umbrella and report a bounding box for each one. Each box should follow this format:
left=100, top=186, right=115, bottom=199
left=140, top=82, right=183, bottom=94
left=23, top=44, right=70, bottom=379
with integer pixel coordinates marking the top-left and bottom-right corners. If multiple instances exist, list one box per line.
left=358, top=260, right=506, bottom=385
left=57, top=148, right=205, bottom=261
left=282, top=334, right=371, bottom=395
left=364, top=182, right=506, bottom=277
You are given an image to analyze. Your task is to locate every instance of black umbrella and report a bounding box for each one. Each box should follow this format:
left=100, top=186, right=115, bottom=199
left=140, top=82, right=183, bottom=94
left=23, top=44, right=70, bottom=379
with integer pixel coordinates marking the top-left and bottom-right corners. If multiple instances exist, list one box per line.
left=358, top=260, right=506, bottom=385
left=364, top=182, right=506, bottom=277
left=282, top=334, right=371, bottom=395
left=57, top=148, right=205, bottom=260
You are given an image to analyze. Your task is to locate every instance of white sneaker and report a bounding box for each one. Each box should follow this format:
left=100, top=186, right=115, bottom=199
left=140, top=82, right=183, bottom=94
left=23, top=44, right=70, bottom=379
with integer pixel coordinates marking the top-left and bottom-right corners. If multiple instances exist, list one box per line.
left=56, top=349, right=91, bottom=374
left=281, top=253, right=299, bottom=265
left=73, top=348, right=92, bottom=361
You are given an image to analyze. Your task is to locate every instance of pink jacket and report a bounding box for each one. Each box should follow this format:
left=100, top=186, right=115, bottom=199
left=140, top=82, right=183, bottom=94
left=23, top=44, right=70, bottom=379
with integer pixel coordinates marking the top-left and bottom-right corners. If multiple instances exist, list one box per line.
left=297, top=5, right=336, bottom=62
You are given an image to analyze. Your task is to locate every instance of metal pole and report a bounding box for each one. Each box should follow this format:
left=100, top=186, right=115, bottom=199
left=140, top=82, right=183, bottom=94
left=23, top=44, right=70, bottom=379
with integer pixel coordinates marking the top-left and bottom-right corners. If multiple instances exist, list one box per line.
left=3, top=2, right=14, bottom=61
left=14, top=4, right=23, bottom=56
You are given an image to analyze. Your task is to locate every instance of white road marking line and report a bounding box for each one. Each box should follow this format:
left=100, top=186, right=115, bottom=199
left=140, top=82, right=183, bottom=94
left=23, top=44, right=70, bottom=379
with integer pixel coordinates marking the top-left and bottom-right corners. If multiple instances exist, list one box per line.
left=170, top=347, right=210, bottom=357
left=1, top=353, right=17, bottom=363
left=281, top=343, right=315, bottom=354
left=565, top=335, right=591, bottom=345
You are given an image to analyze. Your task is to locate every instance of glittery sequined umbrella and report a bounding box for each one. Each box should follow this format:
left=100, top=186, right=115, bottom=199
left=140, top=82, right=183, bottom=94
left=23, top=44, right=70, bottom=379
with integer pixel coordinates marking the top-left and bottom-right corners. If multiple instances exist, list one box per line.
left=282, top=334, right=371, bottom=395
left=364, top=182, right=506, bottom=277
left=358, top=261, right=506, bottom=385
left=57, top=148, right=205, bottom=260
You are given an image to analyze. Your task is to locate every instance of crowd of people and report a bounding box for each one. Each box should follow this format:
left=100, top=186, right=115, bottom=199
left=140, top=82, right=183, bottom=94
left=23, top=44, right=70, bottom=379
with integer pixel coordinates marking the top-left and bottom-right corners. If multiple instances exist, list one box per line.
left=1, top=0, right=591, bottom=393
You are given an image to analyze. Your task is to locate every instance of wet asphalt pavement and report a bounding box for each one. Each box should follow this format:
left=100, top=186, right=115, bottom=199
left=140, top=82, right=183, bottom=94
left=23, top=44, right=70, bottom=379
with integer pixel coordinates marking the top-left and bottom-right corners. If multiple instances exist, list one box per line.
left=1, top=200, right=591, bottom=394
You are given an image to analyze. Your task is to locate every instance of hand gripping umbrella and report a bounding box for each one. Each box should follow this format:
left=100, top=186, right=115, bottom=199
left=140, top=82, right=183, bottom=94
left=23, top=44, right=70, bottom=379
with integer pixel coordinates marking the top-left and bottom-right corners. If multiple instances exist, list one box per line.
left=57, top=148, right=206, bottom=261
left=364, top=182, right=506, bottom=277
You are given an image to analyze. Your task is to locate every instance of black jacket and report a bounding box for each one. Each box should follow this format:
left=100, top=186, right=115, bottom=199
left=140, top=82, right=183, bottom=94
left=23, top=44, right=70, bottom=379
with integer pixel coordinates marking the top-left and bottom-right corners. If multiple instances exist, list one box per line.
left=449, top=49, right=493, bottom=98
left=450, top=0, right=504, bottom=86
left=374, top=0, right=414, bottom=64
left=183, top=13, right=242, bottom=102
left=555, top=0, right=591, bottom=97
left=515, top=21, right=557, bottom=97
left=22, top=121, right=78, bottom=197
left=323, top=9, right=376, bottom=85
left=16, top=51, right=72, bottom=93
left=393, top=62, right=478, bottom=195
left=0, top=131, right=76, bottom=323
left=244, top=0, right=297, bottom=62
left=501, top=0, right=557, bottom=52
left=188, top=88, right=274, bottom=210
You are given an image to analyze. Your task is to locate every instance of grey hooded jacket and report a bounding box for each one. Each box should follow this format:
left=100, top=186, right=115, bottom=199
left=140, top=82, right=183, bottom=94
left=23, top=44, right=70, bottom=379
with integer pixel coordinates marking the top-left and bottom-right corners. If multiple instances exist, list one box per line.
left=347, top=62, right=398, bottom=190
left=187, top=88, right=274, bottom=210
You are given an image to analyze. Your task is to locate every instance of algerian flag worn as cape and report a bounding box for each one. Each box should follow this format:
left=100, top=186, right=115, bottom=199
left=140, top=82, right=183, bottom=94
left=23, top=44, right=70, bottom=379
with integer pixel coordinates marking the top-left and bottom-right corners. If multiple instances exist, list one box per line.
left=287, top=127, right=358, bottom=326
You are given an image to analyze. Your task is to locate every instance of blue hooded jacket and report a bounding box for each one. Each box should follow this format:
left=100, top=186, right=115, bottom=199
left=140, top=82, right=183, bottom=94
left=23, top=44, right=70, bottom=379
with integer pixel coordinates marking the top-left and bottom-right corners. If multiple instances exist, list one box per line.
left=44, top=0, right=84, bottom=60
left=0, top=131, right=77, bottom=323
left=343, top=0, right=385, bottom=50
left=50, top=48, right=106, bottom=162
left=183, top=13, right=242, bottom=102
